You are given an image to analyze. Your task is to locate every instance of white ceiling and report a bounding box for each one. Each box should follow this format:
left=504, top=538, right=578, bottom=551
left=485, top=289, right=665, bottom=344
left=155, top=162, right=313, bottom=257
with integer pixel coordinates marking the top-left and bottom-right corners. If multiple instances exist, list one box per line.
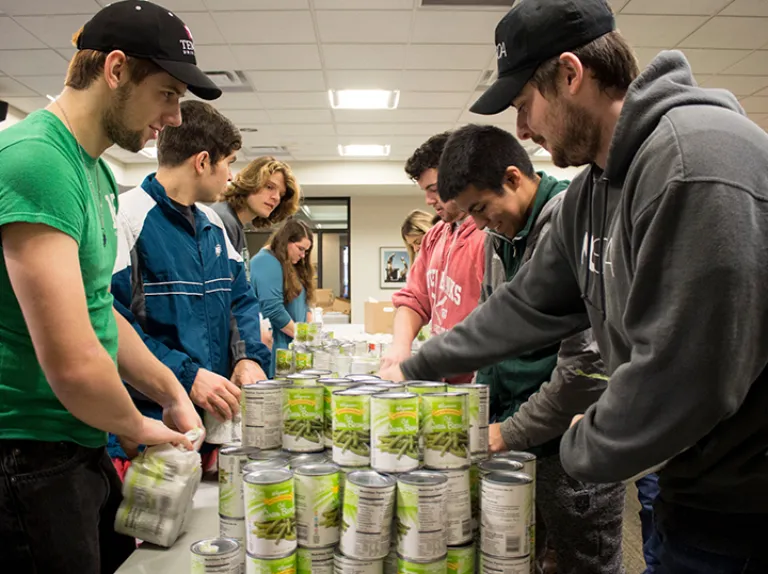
left=1, top=0, right=767, bottom=166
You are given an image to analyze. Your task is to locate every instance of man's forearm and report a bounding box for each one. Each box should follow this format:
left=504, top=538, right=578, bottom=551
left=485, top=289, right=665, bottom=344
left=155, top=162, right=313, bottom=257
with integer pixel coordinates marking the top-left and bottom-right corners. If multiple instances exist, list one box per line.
left=114, top=309, right=185, bottom=407
left=392, top=307, right=424, bottom=350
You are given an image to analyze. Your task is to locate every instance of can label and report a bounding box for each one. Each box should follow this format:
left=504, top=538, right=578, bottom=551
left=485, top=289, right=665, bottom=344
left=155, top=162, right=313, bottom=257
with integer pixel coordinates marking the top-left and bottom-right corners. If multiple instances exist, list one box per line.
left=396, top=480, right=447, bottom=561
left=479, top=553, right=531, bottom=573
left=396, top=556, right=447, bottom=574
left=295, top=471, right=341, bottom=548
left=244, top=385, right=283, bottom=450
left=295, top=351, right=314, bottom=371
left=204, top=411, right=237, bottom=445
left=219, top=515, right=245, bottom=542
left=421, top=393, right=470, bottom=469
left=283, top=386, right=324, bottom=452
left=244, top=477, right=296, bottom=557
left=332, top=392, right=371, bottom=466
left=449, top=385, right=489, bottom=456
left=297, top=546, right=334, bottom=574
left=470, top=463, right=481, bottom=536
left=334, top=552, right=384, bottom=574
left=446, top=544, right=475, bottom=574
left=219, top=451, right=251, bottom=518
left=275, top=349, right=293, bottom=376
left=191, top=542, right=241, bottom=574
left=440, top=468, right=473, bottom=545
left=480, top=477, right=533, bottom=558
left=245, top=552, right=296, bottom=574
left=340, top=480, right=395, bottom=560
left=371, top=394, right=419, bottom=473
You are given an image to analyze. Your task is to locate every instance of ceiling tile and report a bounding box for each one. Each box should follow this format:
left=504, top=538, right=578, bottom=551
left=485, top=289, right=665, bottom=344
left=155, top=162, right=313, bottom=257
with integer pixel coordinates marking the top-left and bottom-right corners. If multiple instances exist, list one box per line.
left=268, top=124, right=336, bottom=136
left=175, top=12, right=226, bottom=45
left=221, top=109, right=271, bottom=126
left=0, top=49, right=69, bottom=76
left=458, top=106, right=517, bottom=126
left=333, top=109, right=459, bottom=123
left=326, top=70, right=402, bottom=90
left=678, top=48, right=753, bottom=74
left=335, top=123, right=453, bottom=136
left=57, top=47, right=76, bottom=61
left=398, top=91, right=470, bottom=109
left=314, top=0, right=413, bottom=8
left=401, top=70, right=481, bottom=92
left=758, top=87, right=768, bottom=97
left=615, top=15, right=708, bottom=47
left=412, top=11, right=503, bottom=44
left=406, top=44, right=493, bottom=70
left=15, top=75, right=65, bottom=96
left=1, top=95, right=51, bottom=113
left=700, top=75, right=768, bottom=96
left=0, top=76, right=36, bottom=97
left=721, top=51, right=768, bottom=76
left=609, top=0, right=629, bottom=10
left=739, top=96, right=768, bottom=113
left=267, top=109, right=334, bottom=124
left=204, top=0, right=308, bottom=8
left=316, top=10, right=411, bottom=43
left=679, top=17, right=768, bottom=49
left=211, top=11, right=316, bottom=43
left=256, top=92, right=329, bottom=109
left=621, top=0, right=730, bottom=15
left=105, top=0, right=207, bottom=10
left=231, top=44, right=321, bottom=70
left=193, top=45, right=236, bottom=71
left=2, top=0, right=100, bottom=16
left=0, top=16, right=48, bottom=49
left=323, top=45, right=405, bottom=70
left=632, top=47, right=663, bottom=69
left=721, top=0, right=768, bottom=16
left=247, top=70, right=326, bottom=92
left=209, top=92, right=263, bottom=110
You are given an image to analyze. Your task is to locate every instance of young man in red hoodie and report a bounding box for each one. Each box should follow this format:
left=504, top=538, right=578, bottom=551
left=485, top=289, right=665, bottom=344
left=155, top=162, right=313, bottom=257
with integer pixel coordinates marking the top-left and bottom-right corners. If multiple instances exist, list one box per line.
left=380, top=132, right=485, bottom=384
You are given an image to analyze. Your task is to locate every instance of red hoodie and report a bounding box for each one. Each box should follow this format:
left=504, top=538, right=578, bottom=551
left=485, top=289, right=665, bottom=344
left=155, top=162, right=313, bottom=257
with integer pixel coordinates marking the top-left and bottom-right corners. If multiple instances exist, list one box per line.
left=392, top=217, right=485, bottom=384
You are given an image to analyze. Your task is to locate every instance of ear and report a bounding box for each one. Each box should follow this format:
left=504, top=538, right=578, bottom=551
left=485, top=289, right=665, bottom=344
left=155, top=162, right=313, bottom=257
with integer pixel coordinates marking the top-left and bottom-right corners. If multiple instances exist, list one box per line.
left=193, top=151, right=210, bottom=176
left=504, top=166, right=523, bottom=192
left=559, top=52, right=585, bottom=97
left=103, top=51, right=130, bottom=91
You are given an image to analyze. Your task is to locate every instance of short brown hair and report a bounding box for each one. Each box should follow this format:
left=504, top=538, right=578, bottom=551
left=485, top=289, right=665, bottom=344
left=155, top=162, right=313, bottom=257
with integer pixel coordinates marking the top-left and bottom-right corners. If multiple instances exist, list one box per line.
left=224, top=157, right=300, bottom=229
left=157, top=100, right=242, bottom=167
left=530, top=31, right=639, bottom=98
left=65, top=29, right=162, bottom=90
left=405, top=132, right=451, bottom=181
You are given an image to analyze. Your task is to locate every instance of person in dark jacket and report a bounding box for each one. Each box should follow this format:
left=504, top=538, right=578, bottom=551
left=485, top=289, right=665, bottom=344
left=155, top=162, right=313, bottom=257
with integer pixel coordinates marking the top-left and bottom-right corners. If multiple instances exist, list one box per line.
left=110, top=100, right=271, bottom=467
left=382, top=1, right=768, bottom=572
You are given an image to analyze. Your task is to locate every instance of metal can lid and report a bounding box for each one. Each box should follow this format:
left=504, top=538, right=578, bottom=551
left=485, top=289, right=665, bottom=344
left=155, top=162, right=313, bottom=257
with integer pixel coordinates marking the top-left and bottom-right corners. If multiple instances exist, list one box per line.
left=397, top=470, right=448, bottom=486
left=447, top=542, right=476, bottom=551
left=493, top=450, right=537, bottom=463
left=220, top=445, right=260, bottom=457
left=371, top=391, right=418, bottom=400
left=396, top=553, right=447, bottom=564
left=334, top=551, right=381, bottom=564
left=422, top=391, right=469, bottom=398
left=318, top=378, right=355, bottom=384
left=483, top=470, right=533, bottom=486
left=285, top=373, right=320, bottom=381
left=244, top=380, right=287, bottom=390
left=447, top=384, right=487, bottom=391
left=249, top=449, right=290, bottom=462
left=299, top=369, right=333, bottom=376
left=347, top=469, right=396, bottom=488
left=191, top=538, right=240, bottom=556
left=289, top=453, right=328, bottom=465
left=243, top=468, right=294, bottom=485
left=294, top=462, right=340, bottom=477
left=246, top=550, right=296, bottom=561
left=406, top=381, right=445, bottom=387
left=243, top=459, right=289, bottom=474
left=333, top=388, right=379, bottom=396
left=346, top=374, right=380, bottom=382
left=477, top=459, right=524, bottom=474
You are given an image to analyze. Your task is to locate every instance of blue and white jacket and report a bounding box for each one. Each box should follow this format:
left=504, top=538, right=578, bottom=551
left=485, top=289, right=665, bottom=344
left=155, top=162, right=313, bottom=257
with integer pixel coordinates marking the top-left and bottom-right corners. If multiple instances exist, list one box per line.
left=111, top=174, right=270, bottom=426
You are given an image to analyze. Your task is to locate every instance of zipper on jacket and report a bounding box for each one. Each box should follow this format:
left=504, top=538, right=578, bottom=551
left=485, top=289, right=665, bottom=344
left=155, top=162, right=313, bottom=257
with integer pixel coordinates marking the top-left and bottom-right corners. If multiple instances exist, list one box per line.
left=197, top=227, right=215, bottom=369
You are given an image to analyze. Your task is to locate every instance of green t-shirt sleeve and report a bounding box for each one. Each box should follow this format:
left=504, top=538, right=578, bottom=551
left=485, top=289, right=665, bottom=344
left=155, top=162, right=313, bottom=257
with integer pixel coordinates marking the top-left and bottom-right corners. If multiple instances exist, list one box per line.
left=0, top=139, right=87, bottom=243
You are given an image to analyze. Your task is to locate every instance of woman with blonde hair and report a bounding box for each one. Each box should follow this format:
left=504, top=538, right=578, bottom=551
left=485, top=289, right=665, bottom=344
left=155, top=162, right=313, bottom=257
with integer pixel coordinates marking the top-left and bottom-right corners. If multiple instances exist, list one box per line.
left=249, top=219, right=315, bottom=376
left=401, top=209, right=439, bottom=264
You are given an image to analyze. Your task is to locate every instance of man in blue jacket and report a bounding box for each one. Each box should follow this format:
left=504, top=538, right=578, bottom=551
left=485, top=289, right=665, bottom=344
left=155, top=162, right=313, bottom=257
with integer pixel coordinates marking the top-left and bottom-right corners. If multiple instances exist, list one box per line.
left=110, top=100, right=270, bottom=464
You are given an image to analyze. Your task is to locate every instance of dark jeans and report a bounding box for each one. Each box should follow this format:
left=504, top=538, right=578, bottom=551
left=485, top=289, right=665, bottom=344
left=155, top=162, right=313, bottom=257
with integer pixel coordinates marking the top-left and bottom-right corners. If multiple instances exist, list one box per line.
left=0, top=440, right=135, bottom=573
left=637, top=473, right=662, bottom=573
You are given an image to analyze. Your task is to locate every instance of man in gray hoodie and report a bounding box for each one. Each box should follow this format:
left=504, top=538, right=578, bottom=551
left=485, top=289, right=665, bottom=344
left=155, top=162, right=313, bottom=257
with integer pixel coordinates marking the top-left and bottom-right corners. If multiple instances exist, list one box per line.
left=381, top=0, right=768, bottom=571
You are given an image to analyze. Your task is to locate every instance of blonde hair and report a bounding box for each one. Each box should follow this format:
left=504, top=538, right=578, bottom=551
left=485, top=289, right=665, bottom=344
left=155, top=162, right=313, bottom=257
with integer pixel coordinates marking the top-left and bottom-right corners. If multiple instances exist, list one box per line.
left=224, top=156, right=300, bottom=228
left=401, top=209, right=438, bottom=263
left=266, top=219, right=315, bottom=306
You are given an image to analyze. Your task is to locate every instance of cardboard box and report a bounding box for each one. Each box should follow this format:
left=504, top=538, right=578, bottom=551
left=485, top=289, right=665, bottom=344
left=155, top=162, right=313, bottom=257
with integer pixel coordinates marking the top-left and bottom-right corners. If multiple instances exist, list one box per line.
left=315, top=288, right=335, bottom=308
left=365, top=301, right=396, bottom=334
left=332, top=298, right=351, bottom=315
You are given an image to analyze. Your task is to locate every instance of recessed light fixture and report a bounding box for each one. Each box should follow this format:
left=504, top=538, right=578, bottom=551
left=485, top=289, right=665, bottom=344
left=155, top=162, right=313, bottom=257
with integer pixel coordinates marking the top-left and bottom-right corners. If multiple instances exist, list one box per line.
left=338, top=144, right=391, bottom=157
left=46, top=94, right=58, bottom=102
left=534, top=147, right=552, bottom=158
left=329, top=89, right=400, bottom=110
left=139, top=147, right=158, bottom=159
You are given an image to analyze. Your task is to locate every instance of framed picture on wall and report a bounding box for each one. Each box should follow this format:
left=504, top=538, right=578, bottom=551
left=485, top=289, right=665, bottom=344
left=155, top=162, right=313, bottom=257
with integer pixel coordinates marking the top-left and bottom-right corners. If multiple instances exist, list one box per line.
left=380, top=247, right=410, bottom=289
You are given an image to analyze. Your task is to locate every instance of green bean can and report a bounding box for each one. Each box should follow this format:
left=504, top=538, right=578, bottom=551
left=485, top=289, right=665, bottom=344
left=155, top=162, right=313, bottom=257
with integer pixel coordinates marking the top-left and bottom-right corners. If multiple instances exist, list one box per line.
left=283, top=385, right=324, bottom=452
left=439, top=468, right=473, bottom=545
left=478, top=553, right=531, bottom=573
left=320, top=378, right=358, bottom=448
left=219, top=445, right=260, bottom=519
left=301, top=369, right=332, bottom=378
left=191, top=538, right=241, bottom=574
left=275, top=349, right=293, bottom=376
left=332, top=388, right=376, bottom=466
left=245, top=551, right=296, bottom=574
left=422, top=392, right=470, bottom=470
left=296, top=322, right=309, bottom=343
left=294, top=463, right=341, bottom=548
left=447, top=543, right=475, bottom=574
left=396, top=471, right=448, bottom=561
left=346, top=374, right=380, bottom=383
left=334, top=551, right=384, bottom=574
left=297, top=546, right=334, bottom=574
left=406, top=381, right=447, bottom=395
left=448, top=384, right=489, bottom=456
left=243, top=469, right=296, bottom=558
left=371, top=392, right=420, bottom=473
left=294, top=349, right=314, bottom=371
left=285, top=373, right=320, bottom=386
left=396, top=555, right=448, bottom=574
left=480, top=471, right=534, bottom=559
left=340, top=470, right=396, bottom=560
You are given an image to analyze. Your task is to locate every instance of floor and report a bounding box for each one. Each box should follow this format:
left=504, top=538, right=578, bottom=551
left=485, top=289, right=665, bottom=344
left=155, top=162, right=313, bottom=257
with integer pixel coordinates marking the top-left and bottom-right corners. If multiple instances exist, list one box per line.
left=622, top=482, right=647, bottom=574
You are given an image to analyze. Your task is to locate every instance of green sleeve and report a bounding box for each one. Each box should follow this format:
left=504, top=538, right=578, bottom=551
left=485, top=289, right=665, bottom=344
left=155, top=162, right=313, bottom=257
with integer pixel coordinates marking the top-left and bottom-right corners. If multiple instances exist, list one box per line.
left=0, top=139, right=87, bottom=242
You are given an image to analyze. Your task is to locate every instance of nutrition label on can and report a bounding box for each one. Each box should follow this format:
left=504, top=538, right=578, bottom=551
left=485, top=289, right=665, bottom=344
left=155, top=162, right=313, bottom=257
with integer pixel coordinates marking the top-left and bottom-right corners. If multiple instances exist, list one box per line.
left=245, top=389, right=282, bottom=427
left=480, top=482, right=531, bottom=558
left=443, top=470, right=473, bottom=545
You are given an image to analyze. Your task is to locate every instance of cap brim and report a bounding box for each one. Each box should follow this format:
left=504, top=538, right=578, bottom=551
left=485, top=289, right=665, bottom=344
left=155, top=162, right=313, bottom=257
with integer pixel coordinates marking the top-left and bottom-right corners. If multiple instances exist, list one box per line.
left=152, top=58, right=222, bottom=101
left=469, top=65, right=537, bottom=116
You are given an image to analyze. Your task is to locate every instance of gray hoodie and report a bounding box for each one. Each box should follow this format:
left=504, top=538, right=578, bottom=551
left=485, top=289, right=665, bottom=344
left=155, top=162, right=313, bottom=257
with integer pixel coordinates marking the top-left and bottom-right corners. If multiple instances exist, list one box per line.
left=402, top=51, right=768, bottom=516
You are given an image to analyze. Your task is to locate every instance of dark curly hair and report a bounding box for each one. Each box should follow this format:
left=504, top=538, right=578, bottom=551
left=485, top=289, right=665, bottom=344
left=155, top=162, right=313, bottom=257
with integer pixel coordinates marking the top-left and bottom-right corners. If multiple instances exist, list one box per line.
left=404, top=131, right=452, bottom=181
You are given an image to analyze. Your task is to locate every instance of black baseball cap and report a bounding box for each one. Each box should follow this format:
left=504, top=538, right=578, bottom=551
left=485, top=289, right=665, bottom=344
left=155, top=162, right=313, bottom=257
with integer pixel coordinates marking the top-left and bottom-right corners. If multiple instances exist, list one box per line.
left=77, top=0, right=221, bottom=100
left=470, top=0, right=615, bottom=115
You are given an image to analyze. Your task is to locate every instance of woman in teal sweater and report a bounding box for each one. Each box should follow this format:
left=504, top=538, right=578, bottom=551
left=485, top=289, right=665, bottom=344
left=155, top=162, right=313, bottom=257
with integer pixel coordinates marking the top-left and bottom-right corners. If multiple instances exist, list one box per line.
left=250, top=219, right=315, bottom=376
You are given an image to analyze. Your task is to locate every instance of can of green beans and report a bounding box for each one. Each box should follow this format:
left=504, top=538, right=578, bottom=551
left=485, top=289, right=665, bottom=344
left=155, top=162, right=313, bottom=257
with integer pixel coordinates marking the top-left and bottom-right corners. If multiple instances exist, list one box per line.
left=294, top=463, right=341, bottom=548
left=190, top=538, right=241, bottom=574
left=300, top=369, right=332, bottom=378
left=480, top=471, right=534, bottom=559
left=288, top=452, right=328, bottom=469
left=438, top=467, right=473, bottom=545
left=346, top=374, right=380, bottom=383
left=245, top=550, right=296, bottom=574
left=294, top=347, right=314, bottom=371
left=492, top=451, right=537, bottom=482
left=478, top=552, right=531, bottom=573
left=370, top=392, right=420, bottom=473
left=243, top=459, right=291, bottom=476
left=448, top=384, right=489, bottom=456
left=243, top=469, right=296, bottom=558
left=334, top=551, right=384, bottom=574
left=356, top=382, right=406, bottom=393
left=243, top=382, right=285, bottom=450
left=275, top=349, right=293, bottom=376
left=285, top=373, right=320, bottom=386
left=447, top=543, right=475, bottom=574
left=219, top=515, right=245, bottom=546
left=396, top=555, right=447, bottom=574
left=340, top=470, right=396, bottom=560
left=395, top=471, right=448, bottom=561
left=421, top=392, right=470, bottom=470
left=320, top=378, right=358, bottom=448
left=296, top=322, right=310, bottom=343
left=478, top=459, right=525, bottom=478
left=297, top=546, right=335, bottom=574
left=331, top=388, right=378, bottom=466
left=219, top=445, right=260, bottom=519
left=283, top=385, right=324, bottom=452
left=406, top=381, right=447, bottom=395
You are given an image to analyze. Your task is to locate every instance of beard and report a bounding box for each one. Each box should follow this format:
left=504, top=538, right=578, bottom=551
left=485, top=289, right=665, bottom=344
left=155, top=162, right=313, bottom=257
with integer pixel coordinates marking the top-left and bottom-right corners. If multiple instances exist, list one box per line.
left=548, top=98, right=602, bottom=168
left=102, top=84, right=145, bottom=153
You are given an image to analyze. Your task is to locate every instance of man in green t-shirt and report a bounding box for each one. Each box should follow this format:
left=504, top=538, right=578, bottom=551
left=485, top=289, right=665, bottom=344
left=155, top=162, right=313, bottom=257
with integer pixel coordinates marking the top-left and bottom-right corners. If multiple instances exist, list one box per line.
left=0, top=2, right=222, bottom=572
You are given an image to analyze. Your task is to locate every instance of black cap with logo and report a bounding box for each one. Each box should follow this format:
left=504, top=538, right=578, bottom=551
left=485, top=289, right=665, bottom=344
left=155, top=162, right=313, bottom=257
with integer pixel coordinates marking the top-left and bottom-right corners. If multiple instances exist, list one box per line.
left=77, top=0, right=221, bottom=100
left=470, top=0, right=615, bottom=115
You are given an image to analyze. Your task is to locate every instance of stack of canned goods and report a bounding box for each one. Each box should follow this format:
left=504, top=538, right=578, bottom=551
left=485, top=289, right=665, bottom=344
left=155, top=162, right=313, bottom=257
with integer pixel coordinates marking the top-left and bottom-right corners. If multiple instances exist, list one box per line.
left=218, top=445, right=261, bottom=552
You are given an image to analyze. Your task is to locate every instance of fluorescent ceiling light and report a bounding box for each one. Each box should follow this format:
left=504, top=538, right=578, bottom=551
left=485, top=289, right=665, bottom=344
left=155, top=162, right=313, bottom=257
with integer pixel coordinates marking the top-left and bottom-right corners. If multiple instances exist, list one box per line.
left=534, top=147, right=552, bottom=158
left=139, top=147, right=158, bottom=159
left=46, top=94, right=57, bottom=102
left=338, top=144, right=391, bottom=157
left=329, top=89, right=400, bottom=110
